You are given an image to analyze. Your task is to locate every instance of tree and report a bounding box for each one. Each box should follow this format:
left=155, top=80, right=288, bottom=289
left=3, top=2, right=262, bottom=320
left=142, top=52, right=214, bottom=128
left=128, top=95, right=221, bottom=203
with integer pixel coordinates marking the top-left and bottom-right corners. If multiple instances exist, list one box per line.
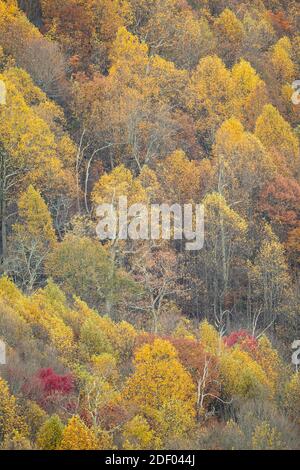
left=6, top=185, right=56, bottom=291
left=242, top=12, right=275, bottom=57
left=258, top=175, right=300, bottom=242
left=286, top=226, right=300, bottom=268
left=46, top=234, right=136, bottom=315
left=129, top=0, right=216, bottom=69
left=285, top=372, right=300, bottom=420
left=198, top=192, right=248, bottom=317
left=0, top=68, right=75, bottom=262
left=122, top=415, right=161, bottom=450
left=187, top=55, right=233, bottom=151
left=255, top=104, right=299, bottom=175
left=158, top=150, right=202, bottom=204
left=270, top=37, right=295, bottom=84
left=220, top=348, right=272, bottom=400
left=249, top=224, right=291, bottom=323
left=213, top=118, right=275, bottom=220
left=0, top=377, right=28, bottom=446
left=252, top=422, right=283, bottom=450
left=170, top=337, right=221, bottom=420
left=41, top=0, right=130, bottom=72
left=131, top=248, right=187, bottom=333
left=253, top=336, right=283, bottom=396
left=36, top=415, right=64, bottom=450
left=231, top=59, right=268, bottom=129
left=213, top=8, right=245, bottom=66
left=123, top=339, right=196, bottom=442
left=60, top=415, right=98, bottom=450
left=199, top=320, right=220, bottom=355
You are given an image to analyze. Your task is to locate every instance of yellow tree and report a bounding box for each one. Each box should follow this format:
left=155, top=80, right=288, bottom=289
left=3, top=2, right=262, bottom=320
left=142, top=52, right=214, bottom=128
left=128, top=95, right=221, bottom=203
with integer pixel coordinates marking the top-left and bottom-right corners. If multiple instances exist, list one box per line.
left=0, top=377, right=28, bottom=446
left=0, top=68, right=75, bottom=261
left=255, top=104, right=299, bottom=175
left=270, top=37, right=295, bottom=84
left=199, top=320, right=220, bottom=355
left=158, top=150, right=201, bottom=204
left=0, top=71, right=53, bottom=259
left=187, top=55, right=233, bottom=151
left=231, top=59, right=268, bottom=129
left=199, top=192, right=248, bottom=316
left=213, top=117, right=275, bottom=219
left=129, top=0, right=216, bottom=69
left=122, top=415, right=161, bottom=450
left=253, top=336, right=283, bottom=396
left=60, top=416, right=99, bottom=450
left=7, top=185, right=56, bottom=291
left=123, top=339, right=196, bottom=443
left=213, top=8, right=245, bottom=66
left=220, top=348, right=272, bottom=400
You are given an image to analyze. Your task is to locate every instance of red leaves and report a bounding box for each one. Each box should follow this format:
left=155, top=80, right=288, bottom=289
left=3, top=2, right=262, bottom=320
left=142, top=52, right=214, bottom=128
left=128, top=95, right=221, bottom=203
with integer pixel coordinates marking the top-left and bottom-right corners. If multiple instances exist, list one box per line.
left=224, top=330, right=258, bottom=352
left=37, top=368, right=74, bottom=396
left=22, top=368, right=74, bottom=413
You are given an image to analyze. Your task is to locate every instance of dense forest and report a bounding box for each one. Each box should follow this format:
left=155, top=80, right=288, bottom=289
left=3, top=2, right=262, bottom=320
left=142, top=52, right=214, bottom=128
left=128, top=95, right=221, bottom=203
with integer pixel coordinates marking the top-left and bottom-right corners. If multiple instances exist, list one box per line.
left=0, top=0, right=300, bottom=450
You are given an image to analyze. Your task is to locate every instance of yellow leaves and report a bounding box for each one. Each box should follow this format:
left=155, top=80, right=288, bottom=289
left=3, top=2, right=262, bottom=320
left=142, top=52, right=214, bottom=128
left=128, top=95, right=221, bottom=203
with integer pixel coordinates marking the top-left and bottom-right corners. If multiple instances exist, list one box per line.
left=255, top=104, right=299, bottom=174
left=187, top=55, right=233, bottom=144
left=214, top=9, right=245, bottom=45
left=232, top=59, right=261, bottom=95
left=134, top=337, right=176, bottom=363
left=215, top=117, right=244, bottom=152
left=199, top=320, right=220, bottom=355
left=271, top=37, right=295, bottom=83
left=231, top=60, right=268, bottom=127
left=122, top=415, right=162, bottom=450
left=109, top=26, right=148, bottom=88
left=213, top=8, right=245, bottom=65
left=254, top=336, right=282, bottom=396
left=2, top=67, right=46, bottom=105
left=249, top=226, right=290, bottom=302
left=123, top=339, right=196, bottom=441
left=14, top=185, right=56, bottom=247
left=213, top=118, right=275, bottom=203
left=149, top=54, right=188, bottom=106
left=137, top=165, right=160, bottom=202
left=203, top=192, right=248, bottom=235
left=219, top=348, right=272, bottom=400
left=92, top=164, right=147, bottom=207
left=287, top=226, right=300, bottom=264
left=80, top=317, right=114, bottom=357
left=0, top=377, right=28, bottom=445
left=91, top=353, right=119, bottom=383
left=0, top=276, right=23, bottom=304
left=0, top=0, right=40, bottom=60
left=285, top=372, right=300, bottom=418
left=158, top=150, right=201, bottom=204
left=0, top=276, right=75, bottom=358
left=112, top=320, right=137, bottom=361
left=60, top=416, right=98, bottom=450
left=0, top=70, right=56, bottom=169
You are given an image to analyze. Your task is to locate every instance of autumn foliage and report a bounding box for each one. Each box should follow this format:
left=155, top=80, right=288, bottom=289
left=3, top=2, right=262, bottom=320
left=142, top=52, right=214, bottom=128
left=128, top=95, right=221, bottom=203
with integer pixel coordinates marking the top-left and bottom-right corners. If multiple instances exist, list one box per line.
left=0, top=0, right=299, bottom=451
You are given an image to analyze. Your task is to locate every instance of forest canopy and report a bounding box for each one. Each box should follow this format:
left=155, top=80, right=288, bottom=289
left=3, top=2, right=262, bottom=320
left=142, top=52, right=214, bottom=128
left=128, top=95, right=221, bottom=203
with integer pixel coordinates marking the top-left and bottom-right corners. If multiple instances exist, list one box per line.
left=0, top=0, right=299, bottom=451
